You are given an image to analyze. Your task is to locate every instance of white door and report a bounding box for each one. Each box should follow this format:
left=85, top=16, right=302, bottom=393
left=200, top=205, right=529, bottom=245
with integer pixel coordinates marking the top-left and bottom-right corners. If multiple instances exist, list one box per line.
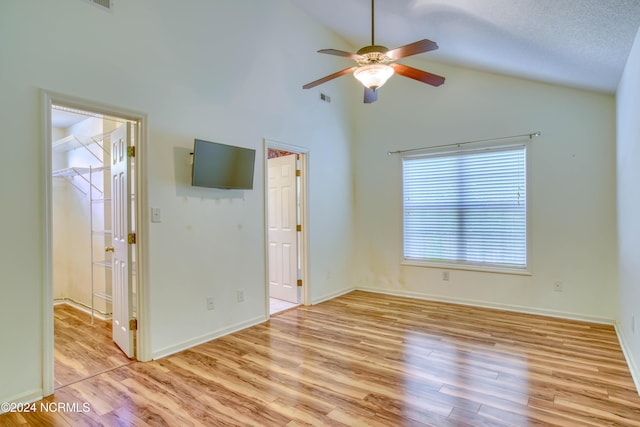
left=111, top=124, right=134, bottom=357
left=268, top=154, right=299, bottom=303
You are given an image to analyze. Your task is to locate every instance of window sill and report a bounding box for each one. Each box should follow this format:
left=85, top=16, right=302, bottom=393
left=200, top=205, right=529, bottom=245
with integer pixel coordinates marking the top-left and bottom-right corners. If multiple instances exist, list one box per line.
left=402, top=259, right=532, bottom=276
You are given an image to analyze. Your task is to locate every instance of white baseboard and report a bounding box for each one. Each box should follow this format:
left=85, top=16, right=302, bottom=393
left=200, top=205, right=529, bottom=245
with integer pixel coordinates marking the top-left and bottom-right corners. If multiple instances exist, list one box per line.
left=0, top=389, right=43, bottom=414
left=151, top=315, right=268, bottom=361
left=310, top=287, right=356, bottom=306
left=355, top=286, right=616, bottom=325
left=152, top=286, right=355, bottom=361
left=54, top=299, right=111, bottom=321
left=615, top=324, right=640, bottom=396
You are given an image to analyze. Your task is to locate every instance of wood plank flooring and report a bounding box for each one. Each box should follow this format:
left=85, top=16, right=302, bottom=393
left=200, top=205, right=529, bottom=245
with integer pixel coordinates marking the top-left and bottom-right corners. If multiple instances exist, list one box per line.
left=53, top=304, right=133, bottom=389
left=2, top=291, right=639, bottom=426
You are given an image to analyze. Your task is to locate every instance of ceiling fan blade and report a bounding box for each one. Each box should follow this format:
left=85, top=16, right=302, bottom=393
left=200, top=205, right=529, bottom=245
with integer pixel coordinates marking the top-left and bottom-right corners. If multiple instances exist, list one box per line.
left=390, top=63, right=445, bottom=87
left=302, top=66, right=358, bottom=89
left=364, top=87, right=378, bottom=103
left=318, top=49, right=364, bottom=61
left=385, top=39, right=438, bottom=60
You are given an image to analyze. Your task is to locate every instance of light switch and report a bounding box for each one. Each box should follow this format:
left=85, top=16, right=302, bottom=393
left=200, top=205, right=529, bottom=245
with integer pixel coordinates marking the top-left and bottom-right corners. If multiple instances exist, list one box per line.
left=151, top=207, right=162, bottom=223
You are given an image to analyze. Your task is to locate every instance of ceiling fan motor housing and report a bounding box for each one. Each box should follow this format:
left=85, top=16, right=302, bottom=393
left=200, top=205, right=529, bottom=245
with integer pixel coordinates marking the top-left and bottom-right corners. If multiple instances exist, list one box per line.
left=356, top=45, right=390, bottom=65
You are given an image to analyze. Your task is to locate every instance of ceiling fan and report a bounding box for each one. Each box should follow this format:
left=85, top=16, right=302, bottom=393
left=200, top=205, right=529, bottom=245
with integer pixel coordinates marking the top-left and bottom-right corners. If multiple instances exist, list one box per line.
left=302, top=0, right=445, bottom=103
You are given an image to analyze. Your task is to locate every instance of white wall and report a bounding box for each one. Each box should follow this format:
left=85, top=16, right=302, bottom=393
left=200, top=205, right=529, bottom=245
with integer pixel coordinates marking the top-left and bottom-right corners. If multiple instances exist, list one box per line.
left=0, top=0, right=356, bottom=403
left=352, top=59, right=618, bottom=322
left=616, top=26, right=640, bottom=388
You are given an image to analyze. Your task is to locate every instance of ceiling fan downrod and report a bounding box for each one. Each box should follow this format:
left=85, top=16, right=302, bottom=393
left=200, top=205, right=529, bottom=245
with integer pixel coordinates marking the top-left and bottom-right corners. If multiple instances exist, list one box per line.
left=371, top=0, right=375, bottom=46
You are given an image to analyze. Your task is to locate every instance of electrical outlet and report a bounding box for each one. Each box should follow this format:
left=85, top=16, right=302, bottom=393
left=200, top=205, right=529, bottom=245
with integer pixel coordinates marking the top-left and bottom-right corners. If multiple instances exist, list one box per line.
left=553, top=281, right=563, bottom=292
left=206, top=297, right=215, bottom=310
left=237, top=289, right=245, bottom=303
left=442, top=271, right=450, bottom=281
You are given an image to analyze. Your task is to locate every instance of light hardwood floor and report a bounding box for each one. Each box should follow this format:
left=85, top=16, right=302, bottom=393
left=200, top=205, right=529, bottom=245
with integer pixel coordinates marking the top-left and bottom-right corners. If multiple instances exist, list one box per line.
left=53, top=304, right=133, bottom=389
left=2, top=291, right=639, bottom=426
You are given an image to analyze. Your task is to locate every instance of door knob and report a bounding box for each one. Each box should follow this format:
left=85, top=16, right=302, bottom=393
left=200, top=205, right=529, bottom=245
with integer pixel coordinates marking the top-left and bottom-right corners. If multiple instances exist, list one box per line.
left=105, top=246, right=115, bottom=252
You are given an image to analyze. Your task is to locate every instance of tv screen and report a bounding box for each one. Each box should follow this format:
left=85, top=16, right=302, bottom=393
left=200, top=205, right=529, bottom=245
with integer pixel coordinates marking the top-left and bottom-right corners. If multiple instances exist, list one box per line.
left=191, top=139, right=256, bottom=190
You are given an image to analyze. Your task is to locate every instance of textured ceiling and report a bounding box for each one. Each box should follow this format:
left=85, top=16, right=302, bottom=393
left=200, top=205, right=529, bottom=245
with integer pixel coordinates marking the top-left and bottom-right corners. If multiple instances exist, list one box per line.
left=291, top=0, right=640, bottom=93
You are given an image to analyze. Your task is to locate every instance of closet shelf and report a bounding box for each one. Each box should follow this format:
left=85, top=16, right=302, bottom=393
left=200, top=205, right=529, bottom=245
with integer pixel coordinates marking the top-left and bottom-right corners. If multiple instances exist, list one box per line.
left=94, top=260, right=112, bottom=269
left=92, top=230, right=113, bottom=235
left=93, top=260, right=137, bottom=274
left=52, top=166, right=108, bottom=177
left=94, top=292, right=112, bottom=303
left=52, top=166, right=110, bottom=197
left=53, top=133, right=111, bottom=163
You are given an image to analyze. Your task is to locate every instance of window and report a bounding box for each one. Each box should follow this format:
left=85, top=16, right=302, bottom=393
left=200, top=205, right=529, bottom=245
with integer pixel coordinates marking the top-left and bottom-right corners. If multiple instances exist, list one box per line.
left=402, top=143, right=528, bottom=272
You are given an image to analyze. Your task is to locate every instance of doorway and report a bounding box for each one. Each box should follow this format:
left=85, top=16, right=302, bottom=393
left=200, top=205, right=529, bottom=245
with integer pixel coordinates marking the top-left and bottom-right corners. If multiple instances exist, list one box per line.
left=265, top=140, right=308, bottom=315
left=42, top=91, right=147, bottom=396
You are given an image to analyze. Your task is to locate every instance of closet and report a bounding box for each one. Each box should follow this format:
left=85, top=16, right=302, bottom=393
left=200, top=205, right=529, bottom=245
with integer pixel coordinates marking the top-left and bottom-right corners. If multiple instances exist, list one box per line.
left=50, top=104, right=138, bottom=389
left=52, top=115, right=112, bottom=320
left=51, top=108, right=137, bottom=325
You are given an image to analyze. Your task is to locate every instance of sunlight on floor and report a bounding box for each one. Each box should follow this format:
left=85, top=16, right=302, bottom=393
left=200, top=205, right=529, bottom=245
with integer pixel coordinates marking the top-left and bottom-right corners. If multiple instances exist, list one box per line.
left=270, top=297, right=298, bottom=315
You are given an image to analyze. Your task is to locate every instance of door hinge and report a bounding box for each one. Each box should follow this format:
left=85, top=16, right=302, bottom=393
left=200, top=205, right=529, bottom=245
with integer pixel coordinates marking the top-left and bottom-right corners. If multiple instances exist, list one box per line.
left=296, top=169, right=301, bottom=177
left=127, top=146, right=136, bottom=157
left=297, top=279, right=303, bottom=287
left=128, top=232, right=136, bottom=244
left=129, top=318, right=138, bottom=330
left=296, top=224, right=302, bottom=232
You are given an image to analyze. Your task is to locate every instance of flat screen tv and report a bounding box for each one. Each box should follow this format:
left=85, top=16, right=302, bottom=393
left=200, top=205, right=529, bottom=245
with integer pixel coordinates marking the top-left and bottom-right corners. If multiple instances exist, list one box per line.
left=191, top=139, right=256, bottom=190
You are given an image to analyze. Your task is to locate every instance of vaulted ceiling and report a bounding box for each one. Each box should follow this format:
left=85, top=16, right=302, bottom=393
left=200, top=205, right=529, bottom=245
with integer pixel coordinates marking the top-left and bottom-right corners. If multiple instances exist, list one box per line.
left=291, top=0, right=640, bottom=93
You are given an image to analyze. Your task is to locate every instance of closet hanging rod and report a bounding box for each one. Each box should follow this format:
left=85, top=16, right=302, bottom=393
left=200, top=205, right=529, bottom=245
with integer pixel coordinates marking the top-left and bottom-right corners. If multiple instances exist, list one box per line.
left=387, top=131, right=541, bottom=156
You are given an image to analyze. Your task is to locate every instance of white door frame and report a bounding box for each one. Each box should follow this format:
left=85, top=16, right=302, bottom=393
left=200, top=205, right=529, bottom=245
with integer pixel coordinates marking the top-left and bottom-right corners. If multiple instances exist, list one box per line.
left=263, top=139, right=309, bottom=314
left=41, top=90, right=150, bottom=397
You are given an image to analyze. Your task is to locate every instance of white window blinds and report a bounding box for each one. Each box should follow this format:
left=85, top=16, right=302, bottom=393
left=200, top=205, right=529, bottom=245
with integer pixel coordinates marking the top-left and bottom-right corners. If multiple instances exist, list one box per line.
left=403, top=144, right=527, bottom=270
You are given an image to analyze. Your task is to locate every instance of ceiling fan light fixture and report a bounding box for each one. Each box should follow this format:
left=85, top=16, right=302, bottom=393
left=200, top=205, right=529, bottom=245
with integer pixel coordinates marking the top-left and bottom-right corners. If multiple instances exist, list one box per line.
left=353, top=64, right=394, bottom=89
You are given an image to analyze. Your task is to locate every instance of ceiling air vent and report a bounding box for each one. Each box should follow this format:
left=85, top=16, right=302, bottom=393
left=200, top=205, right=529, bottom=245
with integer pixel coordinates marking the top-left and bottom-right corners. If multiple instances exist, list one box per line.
left=83, top=0, right=113, bottom=12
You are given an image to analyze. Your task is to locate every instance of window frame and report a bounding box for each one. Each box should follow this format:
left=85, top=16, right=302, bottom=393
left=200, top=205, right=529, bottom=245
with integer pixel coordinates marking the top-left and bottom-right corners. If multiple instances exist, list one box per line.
left=400, top=141, right=532, bottom=275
